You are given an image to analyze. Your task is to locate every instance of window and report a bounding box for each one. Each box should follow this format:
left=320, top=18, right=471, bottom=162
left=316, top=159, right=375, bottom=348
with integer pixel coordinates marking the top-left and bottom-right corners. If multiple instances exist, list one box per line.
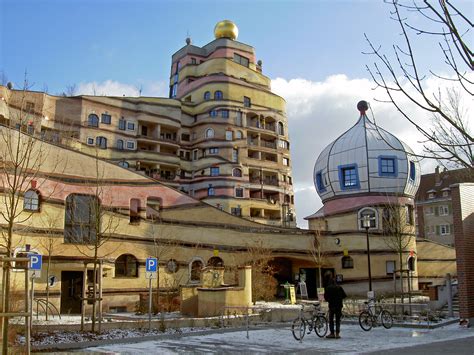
left=27, top=124, right=34, bottom=135
left=25, top=101, right=35, bottom=112
left=116, top=139, right=124, bottom=150
left=409, top=161, right=416, bottom=181
left=96, top=136, right=107, bottom=149
left=233, top=168, right=242, bottom=177
left=243, top=96, right=251, bottom=108
left=209, top=110, right=217, bottom=118
left=233, top=53, right=249, bottom=67
left=407, top=256, right=416, bottom=272
left=24, top=190, right=40, bottom=211
left=115, top=254, right=138, bottom=277
left=358, top=208, right=378, bottom=229
left=283, top=158, right=289, bottom=166
left=339, top=164, right=359, bottom=189
left=210, top=167, right=220, bottom=176
left=214, top=91, right=223, bottom=100
left=146, top=197, right=161, bottom=220
left=127, top=122, right=135, bottom=131
left=64, top=194, right=98, bottom=244
left=204, top=91, right=211, bottom=100
left=119, top=118, right=126, bottom=130
left=341, top=256, right=354, bottom=269
left=166, top=259, right=179, bottom=273
left=126, top=141, right=135, bottom=150
left=181, top=133, right=190, bottom=141
left=235, top=187, right=244, bottom=198
left=439, top=205, right=449, bottom=216
left=231, top=206, right=242, bottom=216
left=386, top=261, right=396, bottom=275
left=208, top=185, right=215, bottom=196
left=378, top=156, right=397, bottom=176
left=225, top=131, right=233, bottom=141
left=278, top=122, right=284, bottom=135
left=129, top=198, right=141, bottom=224
left=87, top=137, right=94, bottom=145
left=315, top=171, right=326, bottom=192
left=442, top=189, right=450, bottom=197
left=209, top=147, right=219, bottom=155
left=425, top=206, right=434, bottom=215
left=221, top=110, right=229, bottom=118
left=191, top=58, right=197, bottom=64
left=406, top=205, right=414, bottom=225
left=118, top=160, right=129, bottom=168
left=190, top=258, right=204, bottom=283
left=205, top=128, right=214, bottom=138
left=439, top=224, right=451, bottom=235
left=171, top=84, right=178, bottom=98
left=236, top=131, right=243, bottom=139
left=88, top=114, right=99, bottom=127
left=101, top=113, right=111, bottom=124
left=232, top=148, right=238, bottom=163
left=193, top=150, right=198, bottom=160
left=279, top=140, right=289, bottom=149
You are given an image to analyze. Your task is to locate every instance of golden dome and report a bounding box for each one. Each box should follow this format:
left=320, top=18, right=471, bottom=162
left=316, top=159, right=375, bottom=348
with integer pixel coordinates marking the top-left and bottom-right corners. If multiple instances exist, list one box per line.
left=214, top=20, right=238, bottom=40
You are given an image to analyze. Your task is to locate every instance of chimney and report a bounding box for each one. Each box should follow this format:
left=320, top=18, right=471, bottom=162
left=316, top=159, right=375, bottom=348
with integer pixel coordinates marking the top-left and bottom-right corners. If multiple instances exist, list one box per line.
left=435, top=166, right=441, bottom=186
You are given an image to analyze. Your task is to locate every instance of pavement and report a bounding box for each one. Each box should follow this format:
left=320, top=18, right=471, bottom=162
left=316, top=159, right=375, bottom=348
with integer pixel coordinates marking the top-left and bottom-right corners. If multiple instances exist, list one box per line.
left=77, top=323, right=474, bottom=354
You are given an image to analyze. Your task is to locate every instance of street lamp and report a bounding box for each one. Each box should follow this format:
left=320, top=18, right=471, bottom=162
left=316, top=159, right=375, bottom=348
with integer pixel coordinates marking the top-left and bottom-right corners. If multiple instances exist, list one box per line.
left=362, top=214, right=373, bottom=292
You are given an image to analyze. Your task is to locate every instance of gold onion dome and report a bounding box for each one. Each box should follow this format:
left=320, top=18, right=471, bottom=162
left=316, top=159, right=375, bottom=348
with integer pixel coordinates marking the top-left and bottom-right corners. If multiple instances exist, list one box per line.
left=214, top=20, right=238, bottom=40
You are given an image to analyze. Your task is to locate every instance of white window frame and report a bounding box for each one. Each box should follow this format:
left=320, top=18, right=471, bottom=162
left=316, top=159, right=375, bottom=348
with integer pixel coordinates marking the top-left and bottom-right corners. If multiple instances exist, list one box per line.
left=440, top=224, right=451, bottom=235
left=126, top=141, right=136, bottom=150
left=225, top=131, right=233, bottom=141
left=439, top=205, right=449, bottom=216
left=87, top=137, right=94, bottom=145
left=358, top=207, right=378, bottom=230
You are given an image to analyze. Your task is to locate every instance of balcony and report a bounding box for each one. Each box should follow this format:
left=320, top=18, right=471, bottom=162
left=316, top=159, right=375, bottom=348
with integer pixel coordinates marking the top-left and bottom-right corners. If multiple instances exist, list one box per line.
left=249, top=177, right=279, bottom=186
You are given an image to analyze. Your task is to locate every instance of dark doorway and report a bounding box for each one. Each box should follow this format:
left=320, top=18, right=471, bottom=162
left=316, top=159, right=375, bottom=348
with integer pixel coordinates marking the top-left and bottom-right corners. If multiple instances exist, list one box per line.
left=299, top=267, right=336, bottom=298
left=270, top=258, right=293, bottom=298
left=60, top=271, right=83, bottom=314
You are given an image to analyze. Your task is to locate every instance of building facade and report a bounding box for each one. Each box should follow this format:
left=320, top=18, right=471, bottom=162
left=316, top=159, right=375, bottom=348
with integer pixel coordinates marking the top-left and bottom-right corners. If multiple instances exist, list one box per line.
left=415, top=167, right=474, bottom=246
left=0, top=20, right=295, bottom=228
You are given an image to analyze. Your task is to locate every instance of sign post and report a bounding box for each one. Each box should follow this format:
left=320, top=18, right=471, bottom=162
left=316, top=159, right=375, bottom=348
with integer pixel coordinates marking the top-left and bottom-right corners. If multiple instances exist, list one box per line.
left=28, top=254, right=42, bottom=335
left=145, top=257, right=158, bottom=331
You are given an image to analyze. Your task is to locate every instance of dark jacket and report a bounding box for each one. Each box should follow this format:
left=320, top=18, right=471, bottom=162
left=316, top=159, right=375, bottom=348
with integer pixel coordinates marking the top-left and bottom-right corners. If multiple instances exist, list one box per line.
left=324, top=283, right=347, bottom=310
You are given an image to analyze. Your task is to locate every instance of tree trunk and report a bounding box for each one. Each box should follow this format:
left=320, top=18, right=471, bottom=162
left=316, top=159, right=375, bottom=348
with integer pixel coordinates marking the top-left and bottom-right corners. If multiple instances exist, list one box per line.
left=1, top=264, right=11, bottom=354
left=45, top=255, right=51, bottom=321
left=91, top=260, right=97, bottom=333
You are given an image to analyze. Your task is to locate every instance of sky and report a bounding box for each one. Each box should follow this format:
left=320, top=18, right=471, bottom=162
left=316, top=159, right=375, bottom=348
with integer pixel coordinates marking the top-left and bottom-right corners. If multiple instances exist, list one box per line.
left=1, top=0, right=472, bottom=228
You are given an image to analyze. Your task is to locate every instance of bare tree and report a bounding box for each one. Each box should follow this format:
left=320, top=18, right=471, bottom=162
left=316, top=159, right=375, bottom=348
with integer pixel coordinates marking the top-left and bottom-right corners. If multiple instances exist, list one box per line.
left=62, top=84, right=77, bottom=97
left=0, top=78, right=61, bottom=352
left=365, top=0, right=473, bottom=168
left=308, top=230, right=326, bottom=289
left=381, top=201, right=415, bottom=303
left=0, top=71, right=8, bottom=86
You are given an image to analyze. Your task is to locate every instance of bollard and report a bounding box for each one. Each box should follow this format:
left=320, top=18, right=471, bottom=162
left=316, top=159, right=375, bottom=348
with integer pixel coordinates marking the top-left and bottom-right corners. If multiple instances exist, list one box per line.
left=446, top=273, right=453, bottom=318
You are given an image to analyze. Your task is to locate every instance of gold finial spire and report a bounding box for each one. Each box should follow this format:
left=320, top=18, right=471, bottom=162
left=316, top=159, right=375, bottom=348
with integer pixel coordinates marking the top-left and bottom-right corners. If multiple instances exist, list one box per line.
left=214, top=20, right=238, bottom=40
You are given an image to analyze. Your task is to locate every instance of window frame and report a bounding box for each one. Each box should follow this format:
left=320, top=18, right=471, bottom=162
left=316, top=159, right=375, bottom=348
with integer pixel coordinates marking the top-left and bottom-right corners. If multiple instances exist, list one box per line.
left=358, top=207, right=378, bottom=230
left=96, top=136, right=107, bottom=149
left=243, top=96, right=251, bottom=108
left=315, top=170, right=326, bottom=192
left=209, top=110, right=218, bottom=118
left=341, top=256, right=354, bottom=269
left=116, top=139, right=124, bottom=150
left=115, top=254, right=139, bottom=278
left=126, top=141, right=136, bottom=150
left=210, top=167, right=220, bottom=177
left=118, top=118, right=126, bottom=130
left=338, top=164, right=360, bottom=190
left=409, top=161, right=416, bottom=181
left=205, top=128, right=214, bottom=139
left=221, top=110, right=229, bottom=118
left=204, top=91, right=211, bottom=100
left=101, top=113, right=112, bottom=124
left=88, top=114, right=99, bottom=127
left=127, top=122, right=135, bottom=131
left=378, top=156, right=398, bottom=177
left=209, top=147, right=219, bottom=155
left=23, top=189, right=40, bottom=212
left=214, top=91, right=223, bottom=100
left=235, top=187, right=244, bottom=198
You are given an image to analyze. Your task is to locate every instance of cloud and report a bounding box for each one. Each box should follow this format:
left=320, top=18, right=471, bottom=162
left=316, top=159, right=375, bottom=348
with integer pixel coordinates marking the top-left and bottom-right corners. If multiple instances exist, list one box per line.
left=271, top=74, right=473, bottom=228
left=76, top=80, right=167, bottom=97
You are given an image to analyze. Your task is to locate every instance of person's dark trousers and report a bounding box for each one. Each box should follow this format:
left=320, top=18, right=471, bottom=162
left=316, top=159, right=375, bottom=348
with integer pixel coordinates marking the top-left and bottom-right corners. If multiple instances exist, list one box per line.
left=328, top=307, right=342, bottom=334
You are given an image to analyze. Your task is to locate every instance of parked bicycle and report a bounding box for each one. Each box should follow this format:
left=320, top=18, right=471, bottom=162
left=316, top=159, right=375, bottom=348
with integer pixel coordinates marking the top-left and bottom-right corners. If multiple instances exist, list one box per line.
left=358, top=300, right=393, bottom=331
left=292, top=302, right=328, bottom=340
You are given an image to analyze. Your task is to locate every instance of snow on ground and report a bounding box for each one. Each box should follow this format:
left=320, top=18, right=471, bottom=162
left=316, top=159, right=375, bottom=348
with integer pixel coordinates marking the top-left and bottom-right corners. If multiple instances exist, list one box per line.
left=84, top=323, right=474, bottom=354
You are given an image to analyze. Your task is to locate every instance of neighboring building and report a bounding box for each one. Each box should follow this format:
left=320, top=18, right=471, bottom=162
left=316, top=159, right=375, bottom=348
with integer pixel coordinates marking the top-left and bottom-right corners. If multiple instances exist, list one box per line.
left=415, top=167, right=474, bottom=246
left=0, top=20, right=295, bottom=228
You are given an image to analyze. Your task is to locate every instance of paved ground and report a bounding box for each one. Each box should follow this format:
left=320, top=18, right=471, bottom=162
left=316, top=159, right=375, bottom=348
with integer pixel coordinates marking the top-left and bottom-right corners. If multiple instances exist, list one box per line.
left=82, top=323, right=474, bottom=354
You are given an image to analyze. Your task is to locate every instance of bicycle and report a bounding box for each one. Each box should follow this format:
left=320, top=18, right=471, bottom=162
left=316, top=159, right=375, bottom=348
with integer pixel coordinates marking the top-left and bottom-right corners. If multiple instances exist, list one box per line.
left=291, top=303, right=328, bottom=340
left=358, top=300, right=393, bottom=331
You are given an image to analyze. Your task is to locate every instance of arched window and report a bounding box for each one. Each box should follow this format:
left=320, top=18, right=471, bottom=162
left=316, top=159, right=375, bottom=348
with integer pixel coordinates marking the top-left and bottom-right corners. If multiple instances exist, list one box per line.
left=341, top=256, right=354, bottom=269
left=407, top=256, right=416, bottom=272
left=235, top=131, right=243, bottom=139
left=358, top=208, right=378, bottom=229
left=205, top=128, right=214, bottom=138
left=24, top=189, right=40, bottom=211
left=88, top=114, right=99, bottom=127
left=118, top=160, right=129, bottom=168
left=115, top=254, right=138, bottom=277
left=189, top=257, right=204, bottom=283
left=208, top=186, right=215, bottom=196
left=117, top=139, right=124, bottom=150
left=96, top=136, right=107, bottom=149
left=278, top=122, right=284, bottom=135
left=65, top=194, right=99, bottom=244
left=214, top=91, right=223, bottom=100
left=233, top=168, right=242, bottom=177
left=204, top=91, right=211, bottom=100
left=207, top=256, right=224, bottom=267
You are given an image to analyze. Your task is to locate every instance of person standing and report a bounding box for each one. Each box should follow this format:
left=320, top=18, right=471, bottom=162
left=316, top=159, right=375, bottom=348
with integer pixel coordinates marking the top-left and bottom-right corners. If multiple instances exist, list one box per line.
left=324, top=276, right=347, bottom=339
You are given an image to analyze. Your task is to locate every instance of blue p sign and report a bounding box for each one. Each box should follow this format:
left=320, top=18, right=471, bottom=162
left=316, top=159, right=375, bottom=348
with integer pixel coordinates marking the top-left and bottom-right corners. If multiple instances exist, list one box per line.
left=29, top=254, right=42, bottom=270
left=146, top=257, right=157, bottom=272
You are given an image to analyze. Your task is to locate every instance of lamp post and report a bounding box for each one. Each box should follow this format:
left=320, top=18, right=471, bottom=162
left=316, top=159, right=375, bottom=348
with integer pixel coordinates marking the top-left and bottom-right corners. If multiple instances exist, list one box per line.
left=362, top=215, right=373, bottom=292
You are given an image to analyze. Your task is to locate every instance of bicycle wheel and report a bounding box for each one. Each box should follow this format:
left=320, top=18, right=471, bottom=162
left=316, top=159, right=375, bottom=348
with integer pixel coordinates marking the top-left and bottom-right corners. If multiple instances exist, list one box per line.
left=292, top=317, right=306, bottom=341
left=381, top=310, right=393, bottom=329
left=359, top=311, right=373, bottom=331
left=314, top=315, right=328, bottom=338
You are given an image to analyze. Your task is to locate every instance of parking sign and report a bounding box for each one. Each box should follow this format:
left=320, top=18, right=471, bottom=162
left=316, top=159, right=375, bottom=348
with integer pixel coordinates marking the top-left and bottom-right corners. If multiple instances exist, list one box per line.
left=146, top=257, right=157, bottom=272
left=29, top=254, right=42, bottom=270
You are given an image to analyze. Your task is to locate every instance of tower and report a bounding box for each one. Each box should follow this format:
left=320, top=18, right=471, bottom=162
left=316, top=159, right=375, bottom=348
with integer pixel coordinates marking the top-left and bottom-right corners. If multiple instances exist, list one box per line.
left=169, top=21, right=295, bottom=227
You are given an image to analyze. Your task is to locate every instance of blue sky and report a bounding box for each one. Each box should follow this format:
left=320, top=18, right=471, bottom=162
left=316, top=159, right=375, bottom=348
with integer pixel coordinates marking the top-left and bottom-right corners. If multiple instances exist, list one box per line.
left=1, top=0, right=472, bottom=227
